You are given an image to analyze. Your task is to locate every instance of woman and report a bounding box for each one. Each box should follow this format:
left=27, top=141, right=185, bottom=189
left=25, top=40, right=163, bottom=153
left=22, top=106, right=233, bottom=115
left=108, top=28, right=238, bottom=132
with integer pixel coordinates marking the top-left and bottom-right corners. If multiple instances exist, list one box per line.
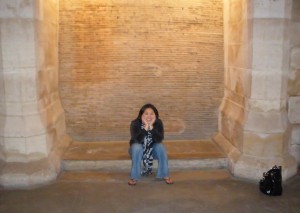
left=128, top=103, right=174, bottom=186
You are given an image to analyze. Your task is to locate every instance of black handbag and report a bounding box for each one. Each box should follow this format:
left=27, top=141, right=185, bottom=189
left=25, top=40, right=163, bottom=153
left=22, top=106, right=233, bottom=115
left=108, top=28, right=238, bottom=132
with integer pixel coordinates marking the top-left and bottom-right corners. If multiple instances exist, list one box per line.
left=259, top=165, right=282, bottom=196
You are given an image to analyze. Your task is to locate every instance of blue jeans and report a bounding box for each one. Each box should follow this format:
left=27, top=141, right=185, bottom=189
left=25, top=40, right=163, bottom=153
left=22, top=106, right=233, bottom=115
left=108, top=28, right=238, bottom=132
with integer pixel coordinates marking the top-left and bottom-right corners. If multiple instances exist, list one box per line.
left=129, top=143, right=170, bottom=180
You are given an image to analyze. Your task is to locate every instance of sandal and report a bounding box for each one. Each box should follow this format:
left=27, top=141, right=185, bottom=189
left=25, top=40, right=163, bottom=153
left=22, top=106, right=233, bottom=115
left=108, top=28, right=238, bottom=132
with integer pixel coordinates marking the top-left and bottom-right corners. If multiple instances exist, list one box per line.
left=128, top=179, right=137, bottom=186
left=164, top=177, right=174, bottom=185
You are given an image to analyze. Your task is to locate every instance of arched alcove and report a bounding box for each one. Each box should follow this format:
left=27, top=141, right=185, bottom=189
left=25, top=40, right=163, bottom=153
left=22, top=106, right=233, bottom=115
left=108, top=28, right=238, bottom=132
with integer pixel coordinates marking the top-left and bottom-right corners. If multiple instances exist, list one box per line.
left=58, top=0, right=224, bottom=142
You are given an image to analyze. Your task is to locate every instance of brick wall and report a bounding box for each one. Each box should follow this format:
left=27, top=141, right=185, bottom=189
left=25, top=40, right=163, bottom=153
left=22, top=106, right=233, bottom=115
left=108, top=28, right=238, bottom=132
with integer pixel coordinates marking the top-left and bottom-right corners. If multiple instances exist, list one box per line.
left=59, top=0, right=224, bottom=141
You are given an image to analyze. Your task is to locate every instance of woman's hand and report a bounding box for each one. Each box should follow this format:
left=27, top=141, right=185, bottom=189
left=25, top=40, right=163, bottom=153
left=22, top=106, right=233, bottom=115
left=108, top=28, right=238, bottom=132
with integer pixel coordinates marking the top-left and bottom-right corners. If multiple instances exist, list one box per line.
left=142, top=117, right=149, bottom=130
left=149, top=119, right=155, bottom=128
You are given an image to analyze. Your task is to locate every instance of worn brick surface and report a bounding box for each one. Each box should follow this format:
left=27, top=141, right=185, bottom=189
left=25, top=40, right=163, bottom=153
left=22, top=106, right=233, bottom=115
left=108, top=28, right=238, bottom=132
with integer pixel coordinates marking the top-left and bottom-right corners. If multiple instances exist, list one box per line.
left=59, top=0, right=224, bottom=141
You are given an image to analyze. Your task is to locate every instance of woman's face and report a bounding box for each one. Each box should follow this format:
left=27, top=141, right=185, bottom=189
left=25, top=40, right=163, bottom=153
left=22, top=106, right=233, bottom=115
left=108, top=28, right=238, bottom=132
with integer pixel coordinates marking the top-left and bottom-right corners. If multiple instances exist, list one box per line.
left=142, top=108, right=156, bottom=124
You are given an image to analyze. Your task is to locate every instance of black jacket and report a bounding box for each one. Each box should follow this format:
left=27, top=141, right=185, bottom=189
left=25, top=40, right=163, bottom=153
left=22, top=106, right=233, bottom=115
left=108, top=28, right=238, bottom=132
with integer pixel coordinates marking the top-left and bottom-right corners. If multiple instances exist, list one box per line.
left=129, top=118, right=164, bottom=146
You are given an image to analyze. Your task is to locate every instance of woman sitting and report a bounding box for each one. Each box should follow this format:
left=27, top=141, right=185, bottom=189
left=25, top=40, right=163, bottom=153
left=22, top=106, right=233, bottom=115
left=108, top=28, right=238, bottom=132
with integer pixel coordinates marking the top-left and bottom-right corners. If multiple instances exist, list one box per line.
left=128, top=103, right=174, bottom=186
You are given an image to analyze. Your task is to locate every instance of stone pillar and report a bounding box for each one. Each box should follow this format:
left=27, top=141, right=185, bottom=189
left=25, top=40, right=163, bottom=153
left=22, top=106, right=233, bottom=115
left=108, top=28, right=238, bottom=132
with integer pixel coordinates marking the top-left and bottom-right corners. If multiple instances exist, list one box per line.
left=0, top=0, right=71, bottom=188
left=214, top=0, right=298, bottom=181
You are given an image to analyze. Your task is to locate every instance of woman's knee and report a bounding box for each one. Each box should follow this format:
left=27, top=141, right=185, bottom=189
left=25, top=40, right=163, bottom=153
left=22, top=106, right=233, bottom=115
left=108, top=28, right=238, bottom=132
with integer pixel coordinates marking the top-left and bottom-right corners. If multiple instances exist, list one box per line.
left=130, top=143, right=143, bottom=155
left=153, top=143, right=165, bottom=151
left=153, top=143, right=167, bottom=158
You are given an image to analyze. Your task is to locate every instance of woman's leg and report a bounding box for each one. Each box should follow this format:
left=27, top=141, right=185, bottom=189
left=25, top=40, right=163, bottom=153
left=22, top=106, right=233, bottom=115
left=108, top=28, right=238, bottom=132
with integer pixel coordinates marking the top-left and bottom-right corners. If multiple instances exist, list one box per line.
left=153, top=143, right=170, bottom=179
left=129, top=143, right=143, bottom=180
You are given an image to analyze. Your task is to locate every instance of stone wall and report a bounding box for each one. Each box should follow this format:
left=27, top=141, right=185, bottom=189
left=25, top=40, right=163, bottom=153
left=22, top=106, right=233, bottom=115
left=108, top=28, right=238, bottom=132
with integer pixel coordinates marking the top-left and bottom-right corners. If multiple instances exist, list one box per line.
left=288, top=0, right=300, bottom=163
left=59, top=0, right=224, bottom=141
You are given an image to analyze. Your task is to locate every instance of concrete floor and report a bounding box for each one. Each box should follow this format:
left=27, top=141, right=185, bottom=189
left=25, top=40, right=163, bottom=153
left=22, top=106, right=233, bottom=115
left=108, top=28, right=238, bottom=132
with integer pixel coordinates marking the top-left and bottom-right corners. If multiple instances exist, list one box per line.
left=1, top=169, right=299, bottom=213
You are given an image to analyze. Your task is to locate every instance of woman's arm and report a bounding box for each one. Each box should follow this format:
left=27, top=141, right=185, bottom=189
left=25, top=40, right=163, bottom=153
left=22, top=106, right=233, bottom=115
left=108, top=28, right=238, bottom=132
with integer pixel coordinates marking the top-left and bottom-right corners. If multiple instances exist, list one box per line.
left=150, top=119, right=164, bottom=143
left=130, top=120, right=147, bottom=144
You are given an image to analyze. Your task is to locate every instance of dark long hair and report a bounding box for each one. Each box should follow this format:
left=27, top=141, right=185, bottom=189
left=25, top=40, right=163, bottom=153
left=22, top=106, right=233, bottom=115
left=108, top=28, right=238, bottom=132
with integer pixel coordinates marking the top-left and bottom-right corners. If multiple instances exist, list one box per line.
left=135, top=103, right=159, bottom=122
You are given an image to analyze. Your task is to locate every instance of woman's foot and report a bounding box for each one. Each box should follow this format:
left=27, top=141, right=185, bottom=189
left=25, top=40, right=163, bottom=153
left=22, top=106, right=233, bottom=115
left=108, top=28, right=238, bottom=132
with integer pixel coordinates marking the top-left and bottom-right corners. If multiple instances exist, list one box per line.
left=164, top=177, right=174, bottom=184
left=128, top=179, right=137, bottom=186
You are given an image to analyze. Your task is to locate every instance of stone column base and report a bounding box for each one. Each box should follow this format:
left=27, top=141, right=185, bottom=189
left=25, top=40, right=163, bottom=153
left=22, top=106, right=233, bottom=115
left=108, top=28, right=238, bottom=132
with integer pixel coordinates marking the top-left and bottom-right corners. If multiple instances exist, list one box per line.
left=0, top=135, right=72, bottom=189
left=0, top=159, right=58, bottom=189
left=213, top=133, right=298, bottom=181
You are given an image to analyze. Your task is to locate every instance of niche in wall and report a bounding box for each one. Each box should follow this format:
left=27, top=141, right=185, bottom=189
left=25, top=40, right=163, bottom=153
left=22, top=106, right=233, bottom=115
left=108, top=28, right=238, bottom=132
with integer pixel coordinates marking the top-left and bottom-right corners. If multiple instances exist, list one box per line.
left=59, top=0, right=224, bottom=141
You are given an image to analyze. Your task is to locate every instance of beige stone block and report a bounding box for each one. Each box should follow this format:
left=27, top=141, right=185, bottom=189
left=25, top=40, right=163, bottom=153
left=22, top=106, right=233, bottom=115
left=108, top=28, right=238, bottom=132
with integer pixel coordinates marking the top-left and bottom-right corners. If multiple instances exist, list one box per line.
left=39, top=99, right=63, bottom=124
left=228, top=0, right=247, bottom=23
left=37, top=70, right=54, bottom=99
left=0, top=116, right=4, bottom=136
left=0, top=103, right=4, bottom=117
left=214, top=133, right=297, bottom=181
left=47, top=68, right=59, bottom=93
left=288, top=67, right=300, bottom=96
left=0, top=158, right=58, bottom=188
left=0, top=74, right=4, bottom=102
left=39, top=24, right=58, bottom=68
left=1, top=43, right=20, bottom=71
left=18, top=41, right=36, bottom=69
left=243, top=131, right=285, bottom=157
left=288, top=96, right=300, bottom=124
left=251, top=71, right=284, bottom=100
left=52, top=100, right=65, bottom=121
left=290, top=144, right=300, bottom=164
left=292, top=0, right=300, bottom=21
left=22, top=100, right=39, bottom=115
left=0, top=0, right=16, bottom=18
left=245, top=109, right=288, bottom=133
left=21, top=70, right=38, bottom=102
left=252, top=42, right=285, bottom=70
left=0, top=137, right=5, bottom=160
left=213, top=132, right=242, bottom=161
left=228, top=18, right=251, bottom=44
left=1, top=18, right=35, bottom=44
left=228, top=43, right=251, bottom=69
left=3, top=72, right=22, bottom=102
left=3, top=137, right=26, bottom=156
left=0, top=102, right=23, bottom=116
left=22, top=98, right=64, bottom=137
left=219, top=99, right=245, bottom=150
left=1, top=19, right=36, bottom=70
left=253, top=18, right=288, bottom=44
left=223, top=89, right=246, bottom=107
left=25, top=134, right=48, bottom=158
left=247, top=99, right=286, bottom=112
left=18, top=0, right=36, bottom=19
left=36, top=42, right=45, bottom=69
left=23, top=113, right=46, bottom=137
left=253, top=0, right=292, bottom=19
left=49, top=110, right=67, bottom=147
left=0, top=137, right=4, bottom=147
left=290, top=46, right=300, bottom=69
left=232, top=154, right=297, bottom=181
left=0, top=0, right=35, bottom=18
left=290, top=125, right=300, bottom=145
left=290, top=22, right=300, bottom=46
left=1, top=20, right=22, bottom=42
left=55, top=115, right=66, bottom=138
left=224, top=67, right=251, bottom=97
left=2, top=115, right=25, bottom=137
